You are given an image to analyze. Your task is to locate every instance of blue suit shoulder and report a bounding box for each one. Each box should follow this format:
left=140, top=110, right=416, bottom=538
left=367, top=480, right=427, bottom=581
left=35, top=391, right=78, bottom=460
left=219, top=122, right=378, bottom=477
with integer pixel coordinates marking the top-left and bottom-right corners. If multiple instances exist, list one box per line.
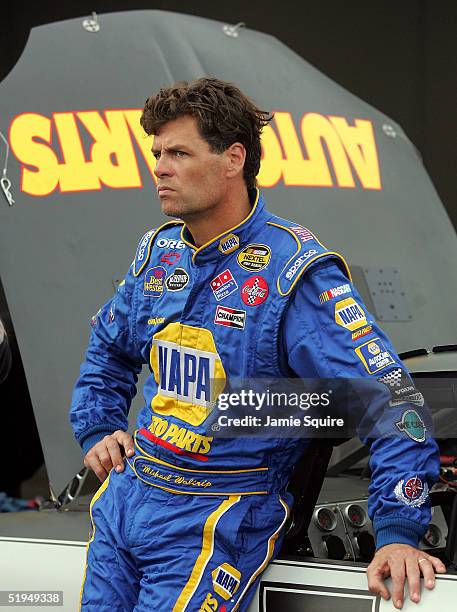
left=264, top=215, right=351, bottom=296
left=133, top=221, right=185, bottom=277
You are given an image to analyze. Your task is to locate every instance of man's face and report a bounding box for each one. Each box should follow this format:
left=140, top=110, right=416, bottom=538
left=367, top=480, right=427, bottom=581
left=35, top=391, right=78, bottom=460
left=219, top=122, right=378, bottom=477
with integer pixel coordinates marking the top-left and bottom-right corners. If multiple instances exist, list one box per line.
left=152, top=115, right=228, bottom=220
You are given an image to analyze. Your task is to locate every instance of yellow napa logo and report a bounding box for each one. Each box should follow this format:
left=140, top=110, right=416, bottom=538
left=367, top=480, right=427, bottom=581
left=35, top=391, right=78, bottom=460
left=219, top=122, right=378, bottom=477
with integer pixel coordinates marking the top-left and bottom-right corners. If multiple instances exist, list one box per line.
left=149, top=323, right=226, bottom=426
left=211, top=563, right=241, bottom=600
left=335, top=297, right=367, bottom=331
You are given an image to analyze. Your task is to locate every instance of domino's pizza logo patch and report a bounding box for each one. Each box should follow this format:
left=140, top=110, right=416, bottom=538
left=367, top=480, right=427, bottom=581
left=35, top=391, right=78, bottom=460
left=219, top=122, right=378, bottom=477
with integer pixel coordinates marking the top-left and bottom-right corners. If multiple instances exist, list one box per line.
left=210, top=269, right=238, bottom=301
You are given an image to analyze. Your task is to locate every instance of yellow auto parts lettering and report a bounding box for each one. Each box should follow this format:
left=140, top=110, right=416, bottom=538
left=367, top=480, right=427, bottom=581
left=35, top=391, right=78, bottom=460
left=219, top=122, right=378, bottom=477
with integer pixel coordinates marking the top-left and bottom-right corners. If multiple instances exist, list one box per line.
left=149, top=323, right=226, bottom=426
left=9, top=110, right=381, bottom=196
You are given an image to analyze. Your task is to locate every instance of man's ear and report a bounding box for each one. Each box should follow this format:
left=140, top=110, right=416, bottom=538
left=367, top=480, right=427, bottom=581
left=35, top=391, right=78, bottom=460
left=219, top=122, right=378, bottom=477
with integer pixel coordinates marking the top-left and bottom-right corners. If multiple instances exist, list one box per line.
left=225, top=142, right=246, bottom=179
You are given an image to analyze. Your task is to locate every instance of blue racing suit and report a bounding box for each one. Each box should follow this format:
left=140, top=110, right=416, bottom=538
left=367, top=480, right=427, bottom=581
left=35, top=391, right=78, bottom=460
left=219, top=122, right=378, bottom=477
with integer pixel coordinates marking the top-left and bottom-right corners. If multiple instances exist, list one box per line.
left=70, top=189, right=439, bottom=611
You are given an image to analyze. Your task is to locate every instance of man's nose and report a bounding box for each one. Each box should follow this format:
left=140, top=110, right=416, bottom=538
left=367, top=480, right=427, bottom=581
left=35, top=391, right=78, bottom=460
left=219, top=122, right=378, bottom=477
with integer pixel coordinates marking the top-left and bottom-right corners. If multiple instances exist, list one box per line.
left=154, top=155, right=172, bottom=178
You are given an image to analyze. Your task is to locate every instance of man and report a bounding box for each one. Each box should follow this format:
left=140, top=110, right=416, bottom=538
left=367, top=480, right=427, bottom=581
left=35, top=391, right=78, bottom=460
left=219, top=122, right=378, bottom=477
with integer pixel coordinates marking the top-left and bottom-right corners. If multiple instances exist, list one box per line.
left=70, top=77, right=445, bottom=611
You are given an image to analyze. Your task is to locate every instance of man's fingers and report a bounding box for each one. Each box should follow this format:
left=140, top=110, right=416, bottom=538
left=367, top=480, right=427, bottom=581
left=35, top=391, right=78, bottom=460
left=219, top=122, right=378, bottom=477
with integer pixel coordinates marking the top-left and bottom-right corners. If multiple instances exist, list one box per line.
left=113, top=430, right=135, bottom=457
left=428, top=554, right=447, bottom=574
left=105, top=436, right=125, bottom=472
left=86, top=455, right=108, bottom=482
left=367, top=565, right=391, bottom=600
left=97, top=448, right=115, bottom=473
left=418, top=557, right=437, bottom=589
left=390, top=561, right=406, bottom=609
left=405, top=556, right=421, bottom=603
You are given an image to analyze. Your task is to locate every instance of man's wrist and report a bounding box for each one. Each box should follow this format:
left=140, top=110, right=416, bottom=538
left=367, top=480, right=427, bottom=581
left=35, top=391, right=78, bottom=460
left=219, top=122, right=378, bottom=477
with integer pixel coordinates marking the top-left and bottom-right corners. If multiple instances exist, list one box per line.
left=80, top=427, right=121, bottom=455
left=374, top=517, right=424, bottom=550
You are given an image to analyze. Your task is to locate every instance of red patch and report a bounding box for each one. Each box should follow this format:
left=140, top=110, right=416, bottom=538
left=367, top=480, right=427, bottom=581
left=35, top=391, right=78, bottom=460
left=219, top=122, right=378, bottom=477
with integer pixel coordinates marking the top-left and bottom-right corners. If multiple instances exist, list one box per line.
left=161, top=252, right=181, bottom=265
left=241, top=276, right=269, bottom=306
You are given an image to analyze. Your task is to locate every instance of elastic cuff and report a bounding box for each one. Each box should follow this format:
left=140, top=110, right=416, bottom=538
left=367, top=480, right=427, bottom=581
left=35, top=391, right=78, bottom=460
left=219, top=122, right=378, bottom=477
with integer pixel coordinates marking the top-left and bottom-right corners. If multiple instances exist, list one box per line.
left=374, top=518, right=424, bottom=549
left=80, top=426, right=120, bottom=455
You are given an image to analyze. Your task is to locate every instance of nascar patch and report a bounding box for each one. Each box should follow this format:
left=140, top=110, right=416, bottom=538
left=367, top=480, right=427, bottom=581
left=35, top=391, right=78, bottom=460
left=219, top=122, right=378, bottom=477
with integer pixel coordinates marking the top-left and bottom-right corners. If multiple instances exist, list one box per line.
left=319, top=283, right=351, bottom=303
left=355, top=338, right=395, bottom=373
left=335, top=298, right=367, bottom=331
left=237, top=244, right=271, bottom=272
left=214, top=305, right=246, bottom=329
left=210, top=269, right=238, bottom=301
left=218, top=233, right=239, bottom=255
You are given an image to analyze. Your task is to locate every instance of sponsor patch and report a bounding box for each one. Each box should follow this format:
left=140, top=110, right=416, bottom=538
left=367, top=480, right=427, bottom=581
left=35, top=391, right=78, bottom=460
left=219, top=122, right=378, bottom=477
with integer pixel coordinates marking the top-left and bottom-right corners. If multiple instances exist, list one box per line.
left=212, top=563, right=241, bottom=600
left=351, top=325, right=373, bottom=341
left=160, top=251, right=181, bottom=266
left=210, top=269, right=238, bottom=301
left=165, top=267, right=189, bottom=292
left=394, top=476, right=429, bottom=507
left=135, top=229, right=154, bottom=268
left=290, top=225, right=315, bottom=243
left=156, top=237, right=186, bottom=250
left=149, top=416, right=213, bottom=455
left=150, top=323, right=226, bottom=426
left=218, top=233, right=239, bottom=255
left=147, top=317, right=165, bottom=326
left=214, top=305, right=246, bottom=330
left=285, top=249, right=318, bottom=281
left=377, top=368, right=425, bottom=407
left=241, top=276, right=269, bottom=306
left=335, top=297, right=367, bottom=331
left=355, top=338, right=395, bottom=373
left=143, top=266, right=166, bottom=298
left=319, top=283, right=352, bottom=303
left=396, top=409, right=427, bottom=442
left=237, top=244, right=271, bottom=272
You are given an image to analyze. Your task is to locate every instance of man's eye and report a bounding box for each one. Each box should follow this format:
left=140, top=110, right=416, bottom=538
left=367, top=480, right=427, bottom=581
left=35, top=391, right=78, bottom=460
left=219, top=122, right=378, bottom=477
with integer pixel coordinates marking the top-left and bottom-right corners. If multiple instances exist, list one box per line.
left=175, top=151, right=187, bottom=158
left=153, top=152, right=160, bottom=160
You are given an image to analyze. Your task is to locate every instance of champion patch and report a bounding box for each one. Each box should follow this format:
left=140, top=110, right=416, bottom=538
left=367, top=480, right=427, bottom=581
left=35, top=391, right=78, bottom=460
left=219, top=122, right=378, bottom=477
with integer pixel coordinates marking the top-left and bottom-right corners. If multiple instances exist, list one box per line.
left=241, top=276, right=269, bottom=306
left=218, top=233, right=239, bottom=255
left=394, top=476, right=429, bottom=507
left=355, top=338, right=395, bottom=374
left=210, top=269, right=238, bottom=301
left=237, top=244, right=271, bottom=272
left=212, top=563, right=241, bottom=600
left=214, top=305, right=246, bottom=329
left=143, top=266, right=166, bottom=298
left=396, top=409, right=427, bottom=442
left=165, top=268, right=189, bottom=292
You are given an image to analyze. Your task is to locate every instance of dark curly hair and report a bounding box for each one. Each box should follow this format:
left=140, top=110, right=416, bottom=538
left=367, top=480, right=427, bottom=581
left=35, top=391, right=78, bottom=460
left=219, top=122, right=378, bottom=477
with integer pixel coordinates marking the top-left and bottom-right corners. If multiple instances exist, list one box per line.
left=140, top=77, right=272, bottom=190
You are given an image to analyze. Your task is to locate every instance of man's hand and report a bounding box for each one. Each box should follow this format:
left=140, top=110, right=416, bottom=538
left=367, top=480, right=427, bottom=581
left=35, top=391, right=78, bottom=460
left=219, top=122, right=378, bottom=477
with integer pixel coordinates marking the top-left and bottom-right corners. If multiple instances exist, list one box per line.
left=84, top=430, right=135, bottom=482
left=367, top=543, right=446, bottom=609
